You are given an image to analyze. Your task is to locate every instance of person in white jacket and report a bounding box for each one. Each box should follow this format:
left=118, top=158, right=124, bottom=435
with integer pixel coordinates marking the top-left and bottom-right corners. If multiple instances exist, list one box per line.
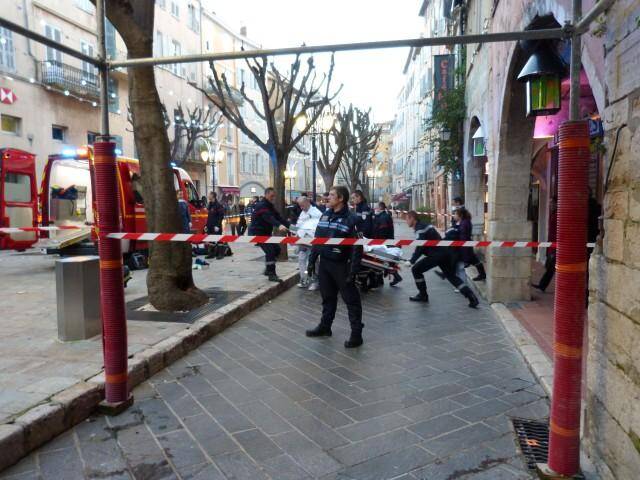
left=295, top=196, right=322, bottom=289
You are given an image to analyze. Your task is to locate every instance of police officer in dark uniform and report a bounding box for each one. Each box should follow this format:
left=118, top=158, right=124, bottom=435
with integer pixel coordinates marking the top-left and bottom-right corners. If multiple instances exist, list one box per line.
left=248, top=187, right=290, bottom=282
left=306, top=186, right=364, bottom=348
left=405, top=210, right=479, bottom=308
left=351, top=190, right=374, bottom=238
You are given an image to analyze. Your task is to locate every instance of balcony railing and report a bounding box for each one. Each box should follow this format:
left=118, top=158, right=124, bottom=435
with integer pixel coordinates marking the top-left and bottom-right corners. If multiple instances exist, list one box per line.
left=39, top=61, right=101, bottom=100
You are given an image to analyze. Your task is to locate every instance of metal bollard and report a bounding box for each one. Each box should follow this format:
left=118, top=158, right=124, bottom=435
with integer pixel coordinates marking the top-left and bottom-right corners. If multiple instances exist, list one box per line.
left=55, top=256, right=100, bottom=341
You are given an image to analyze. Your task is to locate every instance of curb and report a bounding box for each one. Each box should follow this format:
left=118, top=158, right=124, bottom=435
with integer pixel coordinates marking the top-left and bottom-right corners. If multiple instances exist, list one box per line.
left=0, top=271, right=299, bottom=472
left=490, top=303, right=553, bottom=396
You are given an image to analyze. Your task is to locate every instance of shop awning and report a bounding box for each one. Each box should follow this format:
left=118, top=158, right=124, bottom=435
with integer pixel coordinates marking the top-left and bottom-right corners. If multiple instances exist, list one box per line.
left=218, top=185, right=240, bottom=195
left=392, top=192, right=408, bottom=202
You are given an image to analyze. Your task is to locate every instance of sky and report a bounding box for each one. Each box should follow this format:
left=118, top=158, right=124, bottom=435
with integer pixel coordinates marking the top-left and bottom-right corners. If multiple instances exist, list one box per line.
left=209, top=0, right=424, bottom=122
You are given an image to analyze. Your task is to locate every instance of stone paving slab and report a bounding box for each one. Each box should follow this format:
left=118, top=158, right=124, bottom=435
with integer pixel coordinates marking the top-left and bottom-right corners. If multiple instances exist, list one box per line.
left=2, top=223, right=550, bottom=479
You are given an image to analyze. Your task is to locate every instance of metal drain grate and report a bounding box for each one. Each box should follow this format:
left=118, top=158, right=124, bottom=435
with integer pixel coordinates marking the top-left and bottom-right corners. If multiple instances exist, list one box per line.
left=511, top=417, right=549, bottom=470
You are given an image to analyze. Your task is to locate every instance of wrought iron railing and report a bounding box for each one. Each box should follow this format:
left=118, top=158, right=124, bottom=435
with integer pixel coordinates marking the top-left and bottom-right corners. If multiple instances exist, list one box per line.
left=39, top=60, right=100, bottom=99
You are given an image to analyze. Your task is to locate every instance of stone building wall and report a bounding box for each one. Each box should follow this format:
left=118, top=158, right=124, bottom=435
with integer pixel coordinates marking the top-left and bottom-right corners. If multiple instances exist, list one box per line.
left=584, top=1, right=640, bottom=477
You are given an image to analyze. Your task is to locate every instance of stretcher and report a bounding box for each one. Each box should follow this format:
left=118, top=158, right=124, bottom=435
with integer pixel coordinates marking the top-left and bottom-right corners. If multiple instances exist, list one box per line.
left=356, top=245, right=403, bottom=292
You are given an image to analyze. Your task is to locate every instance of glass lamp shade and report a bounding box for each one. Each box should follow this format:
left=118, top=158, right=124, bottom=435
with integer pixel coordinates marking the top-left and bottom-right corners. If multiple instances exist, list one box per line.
left=472, top=126, right=486, bottom=157
left=525, top=75, right=561, bottom=117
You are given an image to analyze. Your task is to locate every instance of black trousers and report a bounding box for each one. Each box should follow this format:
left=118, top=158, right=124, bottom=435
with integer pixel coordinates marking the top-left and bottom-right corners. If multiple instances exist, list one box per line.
left=412, top=252, right=464, bottom=294
left=260, top=243, right=281, bottom=274
left=538, top=251, right=556, bottom=291
left=238, top=219, right=247, bottom=236
left=319, top=258, right=363, bottom=332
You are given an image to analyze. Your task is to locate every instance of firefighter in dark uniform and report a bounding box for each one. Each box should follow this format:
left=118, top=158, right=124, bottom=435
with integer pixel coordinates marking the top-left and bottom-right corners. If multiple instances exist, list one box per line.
left=306, top=186, right=364, bottom=348
left=374, top=201, right=403, bottom=286
left=248, top=187, right=290, bottom=282
left=405, top=210, right=479, bottom=308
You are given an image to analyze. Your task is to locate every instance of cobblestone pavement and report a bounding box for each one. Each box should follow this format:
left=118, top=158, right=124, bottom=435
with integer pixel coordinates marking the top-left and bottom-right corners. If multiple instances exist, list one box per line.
left=2, top=229, right=549, bottom=479
left=0, top=244, right=297, bottom=424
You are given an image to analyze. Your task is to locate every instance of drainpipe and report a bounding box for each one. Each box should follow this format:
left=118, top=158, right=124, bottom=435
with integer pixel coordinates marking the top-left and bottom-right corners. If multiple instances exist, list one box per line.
left=542, top=0, right=590, bottom=476
left=94, top=0, right=131, bottom=413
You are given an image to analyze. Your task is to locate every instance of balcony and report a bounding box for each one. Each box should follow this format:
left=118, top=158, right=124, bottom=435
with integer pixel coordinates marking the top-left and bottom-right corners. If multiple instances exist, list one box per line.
left=39, top=61, right=100, bottom=100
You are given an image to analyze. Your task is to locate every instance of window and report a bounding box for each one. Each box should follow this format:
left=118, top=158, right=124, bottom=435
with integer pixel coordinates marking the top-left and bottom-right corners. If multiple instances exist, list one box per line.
left=80, top=41, right=97, bottom=84
left=154, top=31, right=164, bottom=57
left=226, top=122, right=233, bottom=142
left=108, top=77, right=119, bottom=113
left=0, top=27, right=15, bottom=72
left=170, top=40, right=182, bottom=75
left=171, top=1, right=180, bottom=18
left=4, top=173, right=31, bottom=202
left=227, top=152, right=235, bottom=185
left=52, top=125, right=66, bottom=141
left=87, top=131, right=99, bottom=144
left=44, top=25, right=62, bottom=63
left=241, top=152, right=247, bottom=173
left=187, top=4, right=200, bottom=32
left=156, top=0, right=166, bottom=8
left=254, top=153, right=259, bottom=174
left=112, top=135, right=123, bottom=154
left=186, top=181, right=199, bottom=204
left=105, top=21, right=117, bottom=60
left=75, top=0, right=94, bottom=13
left=1, top=114, right=21, bottom=135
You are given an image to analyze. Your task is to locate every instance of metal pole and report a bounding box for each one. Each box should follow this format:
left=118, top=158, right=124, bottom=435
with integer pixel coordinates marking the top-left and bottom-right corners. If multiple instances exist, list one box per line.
left=108, top=28, right=568, bottom=69
left=312, top=134, right=318, bottom=201
left=575, top=0, right=616, bottom=33
left=569, top=0, right=583, bottom=122
left=96, top=0, right=109, bottom=136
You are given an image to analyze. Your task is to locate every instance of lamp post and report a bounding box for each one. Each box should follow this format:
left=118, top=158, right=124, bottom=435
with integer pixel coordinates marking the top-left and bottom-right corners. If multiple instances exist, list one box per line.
left=295, top=110, right=336, bottom=202
left=284, top=167, right=297, bottom=203
left=201, top=138, right=225, bottom=195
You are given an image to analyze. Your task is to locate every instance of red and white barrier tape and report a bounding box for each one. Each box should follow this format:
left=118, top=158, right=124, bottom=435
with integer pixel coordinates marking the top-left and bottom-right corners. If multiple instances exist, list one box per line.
left=0, top=226, right=87, bottom=233
left=390, top=209, right=452, bottom=217
left=0, top=227, right=596, bottom=249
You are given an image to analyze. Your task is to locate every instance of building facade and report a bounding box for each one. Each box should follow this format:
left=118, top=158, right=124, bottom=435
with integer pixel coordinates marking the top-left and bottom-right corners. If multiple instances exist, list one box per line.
left=0, top=0, right=271, bottom=204
left=458, top=0, right=640, bottom=476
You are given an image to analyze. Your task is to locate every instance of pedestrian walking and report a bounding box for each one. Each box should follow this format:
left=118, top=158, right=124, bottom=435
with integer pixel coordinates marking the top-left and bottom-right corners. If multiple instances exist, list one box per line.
left=205, top=192, right=226, bottom=259
left=451, top=196, right=464, bottom=227
left=405, top=210, right=479, bottom=308
left=294, top=196, right=322, bottom=289
left=374, top=202, right=403, bottom=286
left=248, top=187, right=290, bottom=282
left=237, top=202, right=247, bottom=236
left=306, top=186, right=364, bottom=348
left=454, top=207, right=486, bottom=281
left=351, top=190, right=374, bottom=238
left=533, top=201, right=557, bottom=292
left=177, top=190, right=191, bottom=234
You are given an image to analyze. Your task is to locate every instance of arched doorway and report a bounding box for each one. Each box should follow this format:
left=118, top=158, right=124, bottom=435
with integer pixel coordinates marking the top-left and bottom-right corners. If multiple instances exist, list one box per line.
left=487, top=14, right=603, bottom=302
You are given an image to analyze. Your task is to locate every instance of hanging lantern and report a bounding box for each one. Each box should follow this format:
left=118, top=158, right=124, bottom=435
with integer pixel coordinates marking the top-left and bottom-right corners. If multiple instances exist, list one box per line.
left=517, top=44, right=566, bottom=117
left=472, top=126, right=486, bottom=157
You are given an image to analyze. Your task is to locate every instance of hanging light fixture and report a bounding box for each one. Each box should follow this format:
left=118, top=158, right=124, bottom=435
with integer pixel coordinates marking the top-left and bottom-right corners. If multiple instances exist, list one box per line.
left=472, top=126, right=486, bottom=157
left=517, top=44, right=566, bottom=117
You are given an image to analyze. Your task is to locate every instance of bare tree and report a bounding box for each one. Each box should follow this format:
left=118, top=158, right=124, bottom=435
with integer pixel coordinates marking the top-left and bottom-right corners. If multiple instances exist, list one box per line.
left=339, top=107, right=382, bottom=195
left=97, top=0, right=208, bottom=311
left=316, top=104, right=354, bottom=190
left=129, top=103, right=223, bottom=166
left=199, top=54, right=341, bottom=214
left=166, top=104, right=223, bottom=166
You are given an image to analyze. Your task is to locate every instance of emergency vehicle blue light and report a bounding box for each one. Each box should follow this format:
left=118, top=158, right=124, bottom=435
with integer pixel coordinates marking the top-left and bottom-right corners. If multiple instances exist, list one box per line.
left=62, top=148, right=77, bottom=158
left=115, top=148, right=122, bottom=155
left=170, top=162, right=177, bottom=167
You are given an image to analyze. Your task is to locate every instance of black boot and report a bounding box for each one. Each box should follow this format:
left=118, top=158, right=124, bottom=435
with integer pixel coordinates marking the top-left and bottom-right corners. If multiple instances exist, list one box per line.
left=390, top=272, right=403, bottom=287
left=268, top=273, right=282, bottom=282
left=344, top=330, right=363, bottom=348
left=410, top=292, right=429, bottom=302
left=306, top=324, right=332, bottom=337
left=460, top=286, right=479, bottom=308
left=472, top=263, right=486, bottom=281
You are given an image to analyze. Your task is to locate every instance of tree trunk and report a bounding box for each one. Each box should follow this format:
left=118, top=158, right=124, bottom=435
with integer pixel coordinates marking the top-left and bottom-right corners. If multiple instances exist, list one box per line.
left=321, top=171, right=336, bottom=191
left=127, top=45, right=207, bottom=311
left=274, top=151, right=289, bottom=260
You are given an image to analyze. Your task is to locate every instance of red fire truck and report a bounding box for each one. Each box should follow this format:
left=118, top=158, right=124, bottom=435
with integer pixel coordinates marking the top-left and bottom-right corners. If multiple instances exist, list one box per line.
left=0, top=148, right=38, bottom=251
left=38, top=146, right=207, bottom=255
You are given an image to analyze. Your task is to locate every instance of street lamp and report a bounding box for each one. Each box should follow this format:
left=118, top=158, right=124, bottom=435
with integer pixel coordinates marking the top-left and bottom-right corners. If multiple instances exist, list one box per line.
left=472, top=125, right=486, bottom=157
left=295, top=110, right=336, bottom=202
left=201, top=138, right=225, bottom=195
left=366, top=166, right=382, bottom=203
left=517, top=44, right=566, bottom=117
left=284, top=167, right=297, bottom=203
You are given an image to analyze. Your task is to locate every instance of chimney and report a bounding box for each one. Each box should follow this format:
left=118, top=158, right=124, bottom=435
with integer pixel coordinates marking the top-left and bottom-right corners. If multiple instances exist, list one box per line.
left=240, top=25, right=247, bottom=37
